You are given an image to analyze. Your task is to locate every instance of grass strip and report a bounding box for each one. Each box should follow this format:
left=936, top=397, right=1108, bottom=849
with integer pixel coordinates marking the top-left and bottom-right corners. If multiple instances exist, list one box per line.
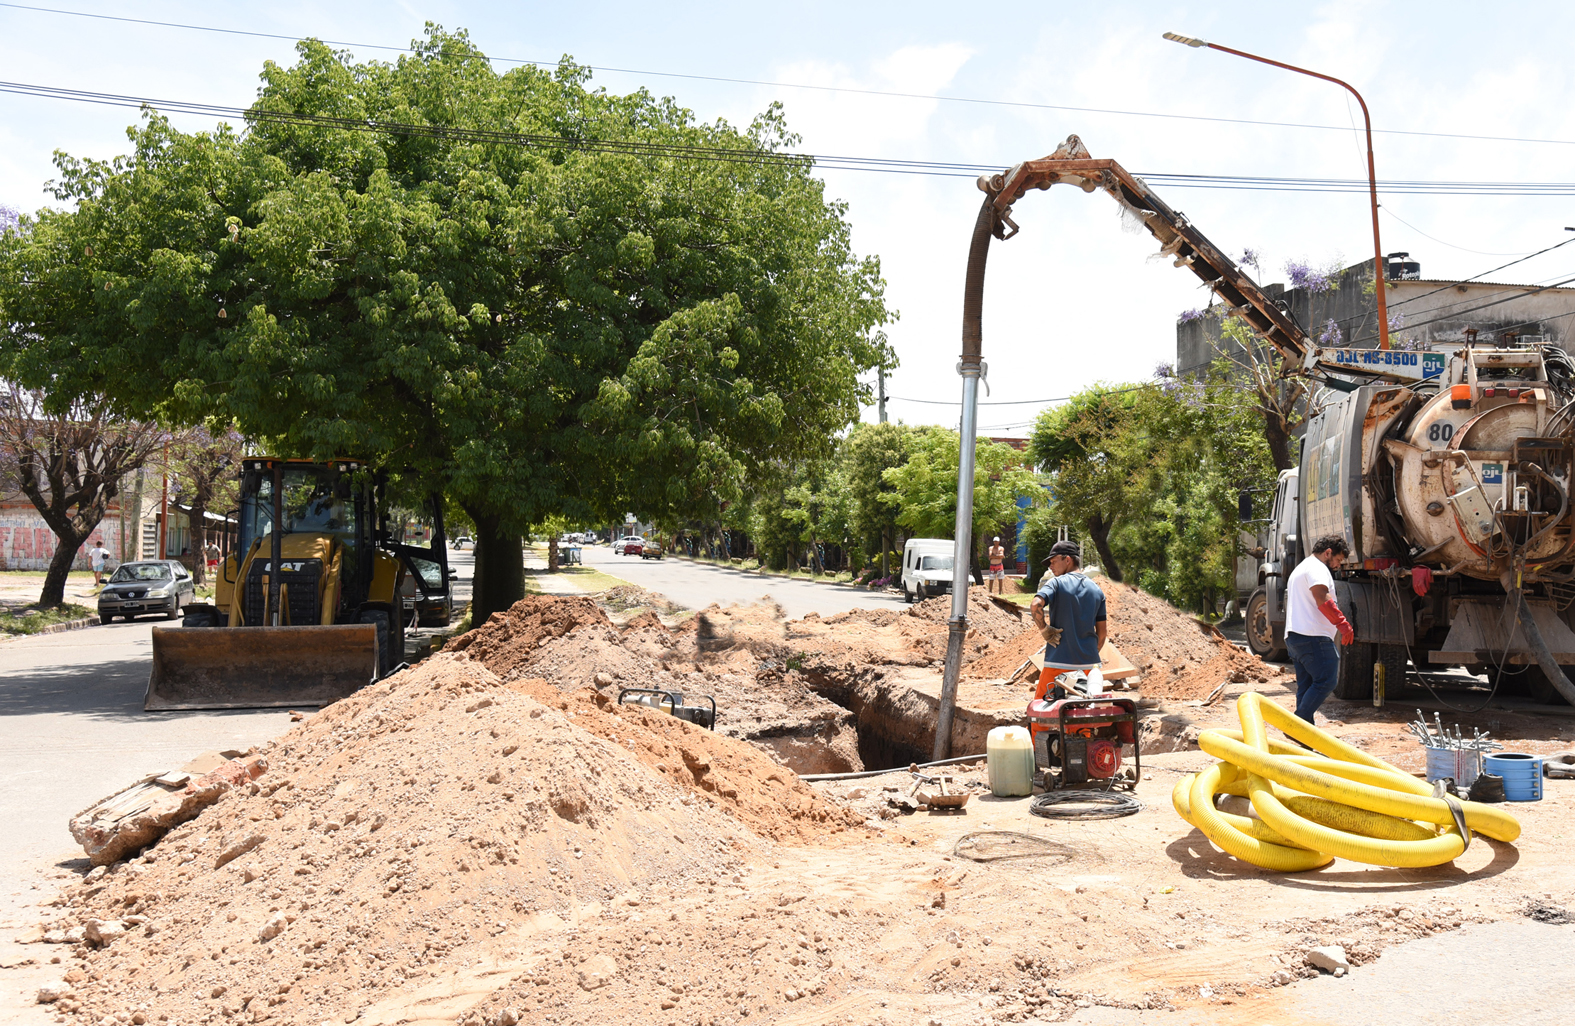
left=1, top=603, right=96, bottom=635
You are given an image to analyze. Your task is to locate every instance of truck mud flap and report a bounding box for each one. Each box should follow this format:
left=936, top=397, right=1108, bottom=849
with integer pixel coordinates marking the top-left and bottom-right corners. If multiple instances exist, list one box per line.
left=145, top=624, right=379, bottom=711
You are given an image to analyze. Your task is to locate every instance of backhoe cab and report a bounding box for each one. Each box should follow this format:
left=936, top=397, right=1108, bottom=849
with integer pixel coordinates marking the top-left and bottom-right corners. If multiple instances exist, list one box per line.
left=145, top=458, right=451, bottom=711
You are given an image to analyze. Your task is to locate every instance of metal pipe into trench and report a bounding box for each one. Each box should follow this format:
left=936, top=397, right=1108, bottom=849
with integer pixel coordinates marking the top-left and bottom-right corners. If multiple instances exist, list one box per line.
left=934, top=195, right=998, bottom=761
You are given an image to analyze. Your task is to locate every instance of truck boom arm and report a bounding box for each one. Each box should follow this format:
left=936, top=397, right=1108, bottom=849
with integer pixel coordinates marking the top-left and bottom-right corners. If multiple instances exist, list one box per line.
left=980, top=135, right=1311, bottom=368
left=983, top=136, right=1429, bottom=387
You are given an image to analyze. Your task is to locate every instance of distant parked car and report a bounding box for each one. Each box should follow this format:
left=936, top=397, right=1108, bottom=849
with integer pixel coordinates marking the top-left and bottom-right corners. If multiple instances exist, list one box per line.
left=98, top=560, right=195, bottom=623
left=640, top=539, right=664, bottom=560
left=451, top=536, right=474, bottom=550
left=613, top=536, right=645, bottom=556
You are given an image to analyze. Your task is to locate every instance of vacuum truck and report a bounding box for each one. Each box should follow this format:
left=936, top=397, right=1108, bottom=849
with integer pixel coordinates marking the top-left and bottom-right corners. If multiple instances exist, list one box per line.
left=963, top=135, right=1575, bottom=707
left=1244, top=339, right=1575, bottom=703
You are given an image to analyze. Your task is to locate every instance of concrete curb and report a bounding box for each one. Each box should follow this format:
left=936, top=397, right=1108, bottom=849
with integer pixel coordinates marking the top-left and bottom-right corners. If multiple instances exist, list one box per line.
left=3, top=614, right=97, bottom=640
left=666, top=554, right=898, bottom=594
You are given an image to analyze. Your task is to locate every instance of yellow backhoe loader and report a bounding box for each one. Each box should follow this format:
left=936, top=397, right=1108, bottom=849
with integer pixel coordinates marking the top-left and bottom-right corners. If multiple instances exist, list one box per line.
left=145, top=457, right=452, bottom=711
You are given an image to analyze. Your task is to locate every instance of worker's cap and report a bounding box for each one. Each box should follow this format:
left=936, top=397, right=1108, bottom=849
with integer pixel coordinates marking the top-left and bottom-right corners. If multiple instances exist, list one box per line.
left=1046, top=540, right=1080, bottom=562
left=992, top=536, right=1000, bottom=542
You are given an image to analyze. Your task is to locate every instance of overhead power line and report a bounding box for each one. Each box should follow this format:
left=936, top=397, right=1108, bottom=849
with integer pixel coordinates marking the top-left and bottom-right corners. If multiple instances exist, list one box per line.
left=5, top=2, right=1575, bottom=149
left=7, top=80, right=1575, bottom=197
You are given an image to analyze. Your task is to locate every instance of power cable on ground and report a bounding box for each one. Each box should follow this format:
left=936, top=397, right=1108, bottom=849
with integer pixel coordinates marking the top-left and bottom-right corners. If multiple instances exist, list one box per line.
left=1029, top=790, right=1143, bottom=820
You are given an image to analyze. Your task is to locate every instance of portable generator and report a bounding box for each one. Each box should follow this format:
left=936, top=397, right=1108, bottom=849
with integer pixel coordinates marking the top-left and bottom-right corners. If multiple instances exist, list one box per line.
left=1026, top=695, right=1141, bottom=790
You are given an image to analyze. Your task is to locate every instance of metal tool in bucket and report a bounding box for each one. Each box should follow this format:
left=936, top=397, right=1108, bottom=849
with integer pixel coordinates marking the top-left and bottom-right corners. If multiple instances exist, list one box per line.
left=1409, top=709, right=1499, bottom=786
left=616, top=688, right=717, bottom=730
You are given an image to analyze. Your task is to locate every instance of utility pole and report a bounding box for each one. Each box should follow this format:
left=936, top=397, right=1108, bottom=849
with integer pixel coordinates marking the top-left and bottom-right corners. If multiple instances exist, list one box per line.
left=877, top=367, right=888, bottom=424
left=158, top=441, right=168, bottom=559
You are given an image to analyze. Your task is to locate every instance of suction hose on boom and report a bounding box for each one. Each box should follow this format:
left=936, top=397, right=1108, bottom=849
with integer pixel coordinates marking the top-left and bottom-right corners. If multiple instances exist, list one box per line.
left=1173, top=693, right=1520, bottom=871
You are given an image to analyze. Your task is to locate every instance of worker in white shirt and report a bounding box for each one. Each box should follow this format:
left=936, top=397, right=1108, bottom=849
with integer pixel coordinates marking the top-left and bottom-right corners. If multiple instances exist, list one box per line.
left=1283, top=535, right=1354, bottom=723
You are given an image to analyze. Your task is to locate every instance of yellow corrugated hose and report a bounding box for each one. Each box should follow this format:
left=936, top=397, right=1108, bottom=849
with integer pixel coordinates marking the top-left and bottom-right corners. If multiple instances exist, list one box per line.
left=1172, top=692, right=1521, bottom=871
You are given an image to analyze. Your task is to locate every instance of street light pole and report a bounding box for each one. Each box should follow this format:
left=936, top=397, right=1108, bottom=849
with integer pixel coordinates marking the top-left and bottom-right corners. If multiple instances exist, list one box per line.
left=1164, top=33, right=1391, bottom=350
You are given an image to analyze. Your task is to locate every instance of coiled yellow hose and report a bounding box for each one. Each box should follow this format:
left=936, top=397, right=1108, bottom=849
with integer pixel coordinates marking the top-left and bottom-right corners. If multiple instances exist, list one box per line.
left=1172, top=692, right=1520, bottom=871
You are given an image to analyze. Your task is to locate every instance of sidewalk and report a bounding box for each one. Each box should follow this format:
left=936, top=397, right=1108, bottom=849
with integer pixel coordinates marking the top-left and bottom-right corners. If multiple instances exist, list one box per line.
left=521, top=548, right=620, bottom=597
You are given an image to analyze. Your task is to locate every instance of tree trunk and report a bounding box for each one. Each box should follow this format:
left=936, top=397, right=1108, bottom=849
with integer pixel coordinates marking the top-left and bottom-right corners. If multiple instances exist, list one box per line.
left=1260, top=403, right=1296, bottom=472
left=190, top=502, right=208, bottom=585
left=1084, top=513, right=1123, bottom=583
left=39, top=525, right=88, bottom=607
left=467, top=508, right=523, bottom=628
left=547, top=535, right=560, bottom=572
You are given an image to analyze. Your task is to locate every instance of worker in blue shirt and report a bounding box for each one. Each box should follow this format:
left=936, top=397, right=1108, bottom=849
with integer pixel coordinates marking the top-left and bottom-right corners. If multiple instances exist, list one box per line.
left=1030, top=540, right=1107, bottom=697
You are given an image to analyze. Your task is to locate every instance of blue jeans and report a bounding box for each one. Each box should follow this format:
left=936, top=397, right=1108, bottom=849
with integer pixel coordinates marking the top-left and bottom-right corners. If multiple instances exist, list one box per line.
left=1285, top=632, right=1340, bottom=723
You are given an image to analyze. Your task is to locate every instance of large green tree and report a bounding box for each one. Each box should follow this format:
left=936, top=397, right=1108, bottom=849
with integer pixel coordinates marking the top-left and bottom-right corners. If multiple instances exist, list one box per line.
left=1030, top=367, right=1276, bottom=611
left=882, top=428, right=1043, bottom=583
left=842, top=421, right=917, bottom=576
left=0, top=29, right=891, bottom=623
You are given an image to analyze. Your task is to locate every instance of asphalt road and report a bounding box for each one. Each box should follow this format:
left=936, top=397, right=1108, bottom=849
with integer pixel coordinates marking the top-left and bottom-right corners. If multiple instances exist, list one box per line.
left=583, top=545, right=912, bottom=618
left=0, top=618, right=296, bottom=920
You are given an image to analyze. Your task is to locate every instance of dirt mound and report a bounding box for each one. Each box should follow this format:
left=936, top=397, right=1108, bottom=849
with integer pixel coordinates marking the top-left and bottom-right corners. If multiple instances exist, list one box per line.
left=599, top=584, right=683, bottom=615
left=503, top=677, right=864, bottom=841
left=446, top=594, right=613, bottom=668
left=37, top=654, right=863, bottom=1025
left=1098, top=578, right=1271, bottom=698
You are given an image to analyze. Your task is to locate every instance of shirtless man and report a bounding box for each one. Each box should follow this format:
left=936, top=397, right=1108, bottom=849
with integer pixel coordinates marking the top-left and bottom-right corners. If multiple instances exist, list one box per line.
left=986, top=536, right=1007, bottom=595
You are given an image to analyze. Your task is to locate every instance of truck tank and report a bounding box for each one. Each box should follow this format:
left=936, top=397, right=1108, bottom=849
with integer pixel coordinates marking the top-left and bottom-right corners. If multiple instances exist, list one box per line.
left=1261, top=342, right=1575, bottom=704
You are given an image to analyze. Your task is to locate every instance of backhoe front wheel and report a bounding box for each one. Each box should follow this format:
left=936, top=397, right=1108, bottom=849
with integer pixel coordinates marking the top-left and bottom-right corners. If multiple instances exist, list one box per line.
left=357, top=608, right=404, bottom=679
left=358, top=609, right=391, bottom=679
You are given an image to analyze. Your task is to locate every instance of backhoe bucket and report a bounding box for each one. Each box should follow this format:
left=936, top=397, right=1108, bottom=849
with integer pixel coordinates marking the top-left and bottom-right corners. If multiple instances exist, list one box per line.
left=145, top=624, right=380, bottom=711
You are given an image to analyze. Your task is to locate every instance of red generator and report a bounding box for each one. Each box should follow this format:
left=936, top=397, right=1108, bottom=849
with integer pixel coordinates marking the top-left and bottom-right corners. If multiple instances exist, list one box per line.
left=1026, top=696, right=1141, bottom=790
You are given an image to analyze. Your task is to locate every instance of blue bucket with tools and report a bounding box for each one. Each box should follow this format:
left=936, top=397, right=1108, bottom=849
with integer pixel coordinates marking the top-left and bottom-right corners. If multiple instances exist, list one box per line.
left=1483, top=752, right=1543, bottom=802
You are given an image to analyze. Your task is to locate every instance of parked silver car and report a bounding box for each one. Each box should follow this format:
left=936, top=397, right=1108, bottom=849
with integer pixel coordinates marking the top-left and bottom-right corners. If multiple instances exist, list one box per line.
left=98, top=560, right=196, bottom=623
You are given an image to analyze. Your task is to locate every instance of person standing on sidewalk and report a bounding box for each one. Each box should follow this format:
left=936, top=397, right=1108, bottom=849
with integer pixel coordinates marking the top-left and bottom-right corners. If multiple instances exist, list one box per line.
left=88, top=540, right=111, bottom=588
left=1284, top=535, right=1355, bottom=723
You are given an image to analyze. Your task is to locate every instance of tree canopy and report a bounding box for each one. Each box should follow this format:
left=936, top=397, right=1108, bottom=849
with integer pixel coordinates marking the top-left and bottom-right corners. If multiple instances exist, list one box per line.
left=0, top=28, right=892, bottom=619
left=1029, top=365, right=1276, bottom=612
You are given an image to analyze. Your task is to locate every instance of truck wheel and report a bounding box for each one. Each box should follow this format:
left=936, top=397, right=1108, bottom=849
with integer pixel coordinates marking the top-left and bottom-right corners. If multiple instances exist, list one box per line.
left=1525, top=666, right=1574, bottom=706
left=1374, top=644, right=1409, bottom=700
left=1244, top=589, right=1287, bottom=661
left=1333, top=641, right=1376, bottom=701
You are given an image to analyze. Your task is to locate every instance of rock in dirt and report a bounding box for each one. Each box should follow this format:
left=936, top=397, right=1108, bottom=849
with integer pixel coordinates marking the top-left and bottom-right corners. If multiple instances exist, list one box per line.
left=1307, top=945, right=1351, bottom=974
left=82, top=919, right=127, bottom=947
left=35, top=982, right=72, bottom=1004
left=69, top=753, right=267, bottom=866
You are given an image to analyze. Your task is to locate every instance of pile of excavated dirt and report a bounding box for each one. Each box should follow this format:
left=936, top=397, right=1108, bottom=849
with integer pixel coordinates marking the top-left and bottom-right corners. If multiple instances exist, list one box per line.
left=450, top=597, right=864, bottom=775
left=31, top=654, right=864, bottom=1024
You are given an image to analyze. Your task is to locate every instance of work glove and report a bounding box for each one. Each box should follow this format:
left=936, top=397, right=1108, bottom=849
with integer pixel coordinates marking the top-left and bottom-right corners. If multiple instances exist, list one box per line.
left=1039, top=624, right=1063, bottom=646
left=1318, top=598, right=1354, bottom=646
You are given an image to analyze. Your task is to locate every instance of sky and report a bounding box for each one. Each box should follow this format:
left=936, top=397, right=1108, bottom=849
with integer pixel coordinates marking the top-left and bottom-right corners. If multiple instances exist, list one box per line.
left=4, top=0, right=1575, bottom=436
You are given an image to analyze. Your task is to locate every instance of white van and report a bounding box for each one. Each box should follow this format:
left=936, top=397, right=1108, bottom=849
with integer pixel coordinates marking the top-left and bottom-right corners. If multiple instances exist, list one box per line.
left=901, top=538, right=956, bottom=603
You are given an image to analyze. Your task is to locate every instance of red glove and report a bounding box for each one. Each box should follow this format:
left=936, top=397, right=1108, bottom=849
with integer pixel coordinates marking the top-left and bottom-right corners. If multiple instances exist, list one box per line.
left=1319, top=597, right=1354, bottom=646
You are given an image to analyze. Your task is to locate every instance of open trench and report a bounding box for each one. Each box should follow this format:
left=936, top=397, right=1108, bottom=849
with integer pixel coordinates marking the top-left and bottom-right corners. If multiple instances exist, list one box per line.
left=792, top=660, right=1023, bottom=770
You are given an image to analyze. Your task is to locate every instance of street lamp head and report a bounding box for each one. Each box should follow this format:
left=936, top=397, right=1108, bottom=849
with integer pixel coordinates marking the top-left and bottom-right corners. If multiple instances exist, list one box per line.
left=1163, top=32, right=1207, bottom=47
